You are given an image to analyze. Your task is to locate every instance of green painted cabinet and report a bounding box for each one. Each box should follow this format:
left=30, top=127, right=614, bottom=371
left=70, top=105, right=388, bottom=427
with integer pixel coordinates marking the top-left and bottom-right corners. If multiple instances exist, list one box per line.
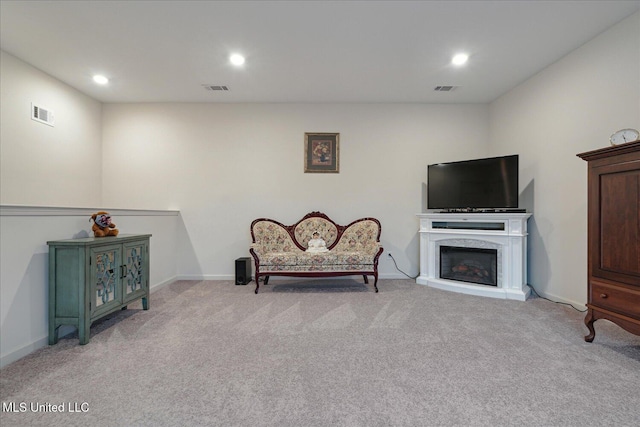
left=47, top=234, right=151, bottom=345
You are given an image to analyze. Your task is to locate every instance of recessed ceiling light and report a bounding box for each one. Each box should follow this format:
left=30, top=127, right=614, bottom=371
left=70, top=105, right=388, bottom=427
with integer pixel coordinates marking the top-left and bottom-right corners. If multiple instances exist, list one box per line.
left=451, top=53, right=469, bottom=66
left=93, top=75, right=109, bottom=85
left=229, top=54, right=245, bottom=66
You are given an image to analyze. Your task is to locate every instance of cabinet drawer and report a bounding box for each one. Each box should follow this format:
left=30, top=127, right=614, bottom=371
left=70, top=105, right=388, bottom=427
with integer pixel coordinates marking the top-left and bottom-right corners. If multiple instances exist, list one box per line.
left=591, top=281, right=640, bottom=317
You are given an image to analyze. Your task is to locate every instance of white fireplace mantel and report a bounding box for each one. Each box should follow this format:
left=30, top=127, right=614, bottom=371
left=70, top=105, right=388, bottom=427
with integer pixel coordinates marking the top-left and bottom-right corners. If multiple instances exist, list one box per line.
left=416, top=212, right=532, bottom=301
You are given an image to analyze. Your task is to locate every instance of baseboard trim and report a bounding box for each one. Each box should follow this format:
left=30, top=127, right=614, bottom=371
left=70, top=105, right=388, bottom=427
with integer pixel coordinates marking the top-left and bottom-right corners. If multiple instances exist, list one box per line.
left=150, top=276, right=178, bottom=292
left=531, top=287, right=586, bottom=311
left=177, top=274, right=235, bottom=281
left=379, top=273, right=415, bottom=280
left=0, top=335, right=49, bottom=369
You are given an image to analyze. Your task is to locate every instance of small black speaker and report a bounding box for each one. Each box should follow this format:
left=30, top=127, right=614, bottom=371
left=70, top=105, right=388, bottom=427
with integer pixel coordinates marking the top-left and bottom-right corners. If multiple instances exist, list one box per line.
left=235, top=257, right=252, bottom=285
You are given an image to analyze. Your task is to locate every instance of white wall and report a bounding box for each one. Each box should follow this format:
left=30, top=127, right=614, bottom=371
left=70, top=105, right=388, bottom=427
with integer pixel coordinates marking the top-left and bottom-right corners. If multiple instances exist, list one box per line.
left=101, top=103, right=490, bottom=279
left=489, top=12, right=640, bottom=306
left=0, top=51, right=103, bottom=206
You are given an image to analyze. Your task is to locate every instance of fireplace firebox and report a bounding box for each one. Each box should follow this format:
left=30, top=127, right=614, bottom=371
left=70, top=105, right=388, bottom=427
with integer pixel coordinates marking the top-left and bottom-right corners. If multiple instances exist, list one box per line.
left=440, top=246, right=497, bottom=286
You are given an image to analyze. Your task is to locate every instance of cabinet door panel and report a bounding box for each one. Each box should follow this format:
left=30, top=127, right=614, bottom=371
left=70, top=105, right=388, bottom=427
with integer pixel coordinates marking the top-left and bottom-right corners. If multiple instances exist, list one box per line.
left=600, top=170, right=640, bottom=276
left=123, top=240, right=148, bottom=302
left=589, top=166, right=640, bottom=285
left=91, top=244, right=122, bottom=315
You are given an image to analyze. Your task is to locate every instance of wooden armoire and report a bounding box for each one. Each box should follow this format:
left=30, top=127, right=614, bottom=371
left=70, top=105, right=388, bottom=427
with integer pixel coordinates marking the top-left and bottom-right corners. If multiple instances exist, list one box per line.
left=577, top=140, right=640, bottom=342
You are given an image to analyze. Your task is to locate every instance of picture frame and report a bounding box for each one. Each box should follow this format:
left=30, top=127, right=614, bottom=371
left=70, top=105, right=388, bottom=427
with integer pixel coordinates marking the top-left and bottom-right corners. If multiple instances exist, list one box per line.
left=304, top=132, right=340, bottom=173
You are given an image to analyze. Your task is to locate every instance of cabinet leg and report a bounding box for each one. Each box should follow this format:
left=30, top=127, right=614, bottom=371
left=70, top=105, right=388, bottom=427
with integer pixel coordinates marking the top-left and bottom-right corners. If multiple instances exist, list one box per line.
left=49, top=325, right=59, bottom=345
left=584, top=309, right=595, bottom=342
left=79, top=320, right=90, bottom=345
left=142, top=297, right=149, bottom=310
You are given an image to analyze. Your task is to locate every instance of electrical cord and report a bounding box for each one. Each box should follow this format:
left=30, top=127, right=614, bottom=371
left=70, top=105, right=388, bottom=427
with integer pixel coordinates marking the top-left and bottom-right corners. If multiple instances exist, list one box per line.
left=388, top=253, right=419, bottom=280
left=529, top=284, right=587, bottom=312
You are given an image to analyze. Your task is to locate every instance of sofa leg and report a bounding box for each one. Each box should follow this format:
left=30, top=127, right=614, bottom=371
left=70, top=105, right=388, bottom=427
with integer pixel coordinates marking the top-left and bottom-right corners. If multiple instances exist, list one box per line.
left=373, top=275, right=379, bottom=293
left=363, top=275, right=369, bottom=284
left=264, top=276, right=270, bottom=285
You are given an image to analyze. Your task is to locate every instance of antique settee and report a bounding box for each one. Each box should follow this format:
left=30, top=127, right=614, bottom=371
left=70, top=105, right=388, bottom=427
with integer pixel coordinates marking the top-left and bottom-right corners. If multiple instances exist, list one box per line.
left=249, top=212, right=383, bottom=294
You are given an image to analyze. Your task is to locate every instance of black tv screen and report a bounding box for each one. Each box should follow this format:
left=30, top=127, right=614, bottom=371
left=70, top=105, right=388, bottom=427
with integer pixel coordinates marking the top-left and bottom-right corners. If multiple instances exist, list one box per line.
left=427, top=155, right=519, bottom=210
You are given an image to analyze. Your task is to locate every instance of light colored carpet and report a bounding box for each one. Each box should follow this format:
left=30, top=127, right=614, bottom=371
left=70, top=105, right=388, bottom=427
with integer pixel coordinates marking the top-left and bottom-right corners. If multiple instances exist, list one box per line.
left=1, top=279, right=639, bottom=427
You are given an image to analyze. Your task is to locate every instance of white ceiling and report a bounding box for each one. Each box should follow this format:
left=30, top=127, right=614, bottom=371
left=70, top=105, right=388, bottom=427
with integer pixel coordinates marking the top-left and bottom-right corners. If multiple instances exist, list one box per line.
left=1, top=0, right=638, bottom=104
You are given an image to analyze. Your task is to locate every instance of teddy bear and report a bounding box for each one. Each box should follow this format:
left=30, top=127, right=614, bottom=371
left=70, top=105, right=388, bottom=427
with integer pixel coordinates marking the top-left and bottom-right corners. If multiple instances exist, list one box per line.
left=90, top=211, right=119, bottom=237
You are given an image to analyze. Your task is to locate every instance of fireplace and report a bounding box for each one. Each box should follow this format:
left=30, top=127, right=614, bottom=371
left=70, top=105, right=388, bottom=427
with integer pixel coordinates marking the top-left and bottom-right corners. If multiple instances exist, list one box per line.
left=416, top=212, right=531, bottom=301
left=440, top=246, right=497, bottom=286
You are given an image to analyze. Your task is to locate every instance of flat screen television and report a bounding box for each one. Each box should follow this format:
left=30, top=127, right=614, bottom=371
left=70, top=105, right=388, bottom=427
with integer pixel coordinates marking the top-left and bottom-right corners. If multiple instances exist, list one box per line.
left=427, top=155, right=519, bottom=211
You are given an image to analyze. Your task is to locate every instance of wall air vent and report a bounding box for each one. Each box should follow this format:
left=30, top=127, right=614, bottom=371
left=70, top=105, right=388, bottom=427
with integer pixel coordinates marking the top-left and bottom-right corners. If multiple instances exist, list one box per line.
left=31, top=103, right=55, bottom=127
left=202, top=85, right=229, bottom=91
left=434, top=86, right=459, bottom=92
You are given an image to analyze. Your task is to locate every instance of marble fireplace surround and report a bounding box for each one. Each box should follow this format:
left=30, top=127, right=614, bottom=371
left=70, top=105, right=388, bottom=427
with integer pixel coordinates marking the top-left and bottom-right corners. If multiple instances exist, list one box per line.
left=416, top=212, right=532, bottom=301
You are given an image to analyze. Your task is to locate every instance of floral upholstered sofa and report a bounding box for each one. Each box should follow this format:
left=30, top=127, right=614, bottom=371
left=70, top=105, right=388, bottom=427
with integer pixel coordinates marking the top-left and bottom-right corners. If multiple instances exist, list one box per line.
left=249, top=212, right=383, bottom=294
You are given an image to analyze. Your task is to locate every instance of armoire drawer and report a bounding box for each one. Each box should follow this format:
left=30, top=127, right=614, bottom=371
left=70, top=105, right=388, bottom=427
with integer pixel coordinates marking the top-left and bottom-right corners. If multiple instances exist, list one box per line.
left=591, top=281, right=640, bottom=317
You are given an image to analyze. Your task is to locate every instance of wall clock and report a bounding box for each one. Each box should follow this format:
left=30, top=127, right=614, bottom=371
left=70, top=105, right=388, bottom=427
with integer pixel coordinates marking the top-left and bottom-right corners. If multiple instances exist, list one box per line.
left=610, top=128, right=640, bottom=145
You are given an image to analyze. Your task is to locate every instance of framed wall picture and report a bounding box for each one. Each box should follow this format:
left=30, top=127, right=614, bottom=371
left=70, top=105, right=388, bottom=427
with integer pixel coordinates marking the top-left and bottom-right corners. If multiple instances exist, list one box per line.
left=304, top=132, right=340, bottom=173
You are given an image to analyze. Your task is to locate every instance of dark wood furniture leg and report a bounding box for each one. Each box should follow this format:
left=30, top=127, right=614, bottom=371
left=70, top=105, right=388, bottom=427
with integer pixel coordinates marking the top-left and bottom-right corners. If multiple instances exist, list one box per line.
left=584, top=309, right=595, bottom=342
left=363, top=275, right=369, bottom=284
left=254, top=275, right=270, bottom=294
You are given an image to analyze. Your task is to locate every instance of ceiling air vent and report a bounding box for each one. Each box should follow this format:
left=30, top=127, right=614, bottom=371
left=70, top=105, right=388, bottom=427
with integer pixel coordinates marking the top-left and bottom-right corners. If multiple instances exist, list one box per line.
left=434, top=86, right=459, bottom=92
left=31, top=103, right=55, bottom=127
left=202, top=85, right=229, bottom=91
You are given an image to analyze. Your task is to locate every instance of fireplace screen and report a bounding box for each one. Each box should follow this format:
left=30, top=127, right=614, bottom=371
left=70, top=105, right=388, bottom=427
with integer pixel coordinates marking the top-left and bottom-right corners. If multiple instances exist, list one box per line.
left=440, top=246, right=497, bottom=286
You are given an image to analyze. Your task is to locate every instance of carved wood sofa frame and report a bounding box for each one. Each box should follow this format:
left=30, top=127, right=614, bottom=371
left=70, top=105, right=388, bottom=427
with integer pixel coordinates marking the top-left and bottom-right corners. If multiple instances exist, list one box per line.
left=249, top=212, right=383, bottom=294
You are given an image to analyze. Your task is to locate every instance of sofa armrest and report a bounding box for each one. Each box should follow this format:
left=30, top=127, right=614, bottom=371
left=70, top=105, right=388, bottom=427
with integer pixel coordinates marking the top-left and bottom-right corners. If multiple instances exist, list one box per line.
left=250, top=243, right=263, bottom=257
